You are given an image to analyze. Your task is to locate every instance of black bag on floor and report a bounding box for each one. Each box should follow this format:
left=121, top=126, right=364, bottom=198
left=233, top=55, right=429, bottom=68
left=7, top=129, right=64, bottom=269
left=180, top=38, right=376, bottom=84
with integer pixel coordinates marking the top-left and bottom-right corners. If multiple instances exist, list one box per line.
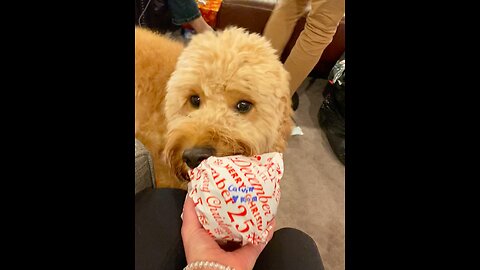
left=318, top=53, right=345, bottom=165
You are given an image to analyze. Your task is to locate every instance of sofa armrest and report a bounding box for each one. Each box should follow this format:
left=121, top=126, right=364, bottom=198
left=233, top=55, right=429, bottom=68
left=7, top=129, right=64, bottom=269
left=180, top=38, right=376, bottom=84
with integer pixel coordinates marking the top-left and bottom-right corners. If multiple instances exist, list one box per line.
left=135, top=139, right=156, bottom=194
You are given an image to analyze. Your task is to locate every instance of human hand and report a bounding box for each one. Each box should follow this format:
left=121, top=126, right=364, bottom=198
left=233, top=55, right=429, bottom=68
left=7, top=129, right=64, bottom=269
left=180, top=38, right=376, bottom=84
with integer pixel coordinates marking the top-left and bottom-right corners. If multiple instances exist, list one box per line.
left=181, top=196, right=275, bottom=270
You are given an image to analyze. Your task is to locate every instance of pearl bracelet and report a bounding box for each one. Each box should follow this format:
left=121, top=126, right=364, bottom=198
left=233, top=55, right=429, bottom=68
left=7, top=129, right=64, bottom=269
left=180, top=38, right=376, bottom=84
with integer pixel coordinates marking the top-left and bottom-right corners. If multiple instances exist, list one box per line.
left=183, top=261, right=236, bottom=270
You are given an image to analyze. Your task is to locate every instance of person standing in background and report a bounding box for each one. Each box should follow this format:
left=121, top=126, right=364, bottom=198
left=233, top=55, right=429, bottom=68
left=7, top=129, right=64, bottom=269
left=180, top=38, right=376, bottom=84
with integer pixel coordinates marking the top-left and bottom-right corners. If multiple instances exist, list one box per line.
left=263, top=0, right=345, bottom=98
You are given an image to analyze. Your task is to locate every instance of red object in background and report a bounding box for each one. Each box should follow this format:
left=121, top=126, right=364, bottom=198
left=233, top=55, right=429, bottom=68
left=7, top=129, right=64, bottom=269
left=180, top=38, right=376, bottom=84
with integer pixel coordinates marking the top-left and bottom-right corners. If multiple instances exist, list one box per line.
left=197, top=0, right=223, bottom=27
left=182, top=0, right=223, bottom=30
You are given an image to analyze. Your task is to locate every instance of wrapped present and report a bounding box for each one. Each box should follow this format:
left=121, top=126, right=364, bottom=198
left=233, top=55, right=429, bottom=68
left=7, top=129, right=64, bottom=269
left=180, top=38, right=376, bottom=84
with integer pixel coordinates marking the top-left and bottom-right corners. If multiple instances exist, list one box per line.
left=185, top=152, right=283, bottom=246
left=196, top=0, right=223, bottom=28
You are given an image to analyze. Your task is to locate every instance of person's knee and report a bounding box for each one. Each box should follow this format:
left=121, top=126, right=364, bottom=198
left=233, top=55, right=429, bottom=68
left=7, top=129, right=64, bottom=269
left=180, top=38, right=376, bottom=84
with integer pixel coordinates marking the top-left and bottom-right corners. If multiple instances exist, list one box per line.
left=274, top=227, right=318, bottom=248
left=260, top=227, right=324, bottom=270
left=303, top=4, right=345, bottom=44
left=302, top=18, right=338, bottom=47
left=275, top=227, right=313, bottom=237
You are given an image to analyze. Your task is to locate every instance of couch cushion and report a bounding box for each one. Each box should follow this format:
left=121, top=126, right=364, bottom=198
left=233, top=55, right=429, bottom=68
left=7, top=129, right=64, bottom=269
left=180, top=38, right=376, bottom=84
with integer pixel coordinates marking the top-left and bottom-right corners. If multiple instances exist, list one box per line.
left=135, top=139, right=156, bottom=194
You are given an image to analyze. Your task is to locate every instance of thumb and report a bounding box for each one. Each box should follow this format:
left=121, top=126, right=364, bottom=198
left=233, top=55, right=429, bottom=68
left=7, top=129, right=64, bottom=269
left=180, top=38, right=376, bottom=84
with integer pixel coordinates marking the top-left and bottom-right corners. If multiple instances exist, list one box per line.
left=181, top=196, right=202, bottom=237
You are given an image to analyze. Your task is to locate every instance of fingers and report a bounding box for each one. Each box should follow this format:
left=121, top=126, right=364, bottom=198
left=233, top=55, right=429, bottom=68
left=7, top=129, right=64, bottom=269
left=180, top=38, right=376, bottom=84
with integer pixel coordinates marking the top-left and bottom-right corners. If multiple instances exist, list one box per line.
left=181, top=196, right=202, bottom=236
left=265, top=219, right=276, bottom=244
left=231, top=218, right=277, bottom=264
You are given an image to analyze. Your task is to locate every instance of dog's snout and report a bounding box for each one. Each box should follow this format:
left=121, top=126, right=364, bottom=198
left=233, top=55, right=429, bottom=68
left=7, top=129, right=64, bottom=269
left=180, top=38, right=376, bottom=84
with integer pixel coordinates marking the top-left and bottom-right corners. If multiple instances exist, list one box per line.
left=182, top=147, right=216, bottom=169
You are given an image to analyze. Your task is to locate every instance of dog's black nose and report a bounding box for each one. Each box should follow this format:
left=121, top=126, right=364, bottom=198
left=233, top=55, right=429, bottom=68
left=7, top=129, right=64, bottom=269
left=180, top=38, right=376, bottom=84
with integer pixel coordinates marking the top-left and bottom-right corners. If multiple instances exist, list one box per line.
left=182, top=147, right=216, bottom=169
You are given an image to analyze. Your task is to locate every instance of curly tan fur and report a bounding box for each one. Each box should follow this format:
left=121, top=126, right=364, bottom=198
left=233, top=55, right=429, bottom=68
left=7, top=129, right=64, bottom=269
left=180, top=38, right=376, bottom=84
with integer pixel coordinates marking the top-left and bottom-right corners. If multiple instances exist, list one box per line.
left=135, top=27, right=293, bottom=189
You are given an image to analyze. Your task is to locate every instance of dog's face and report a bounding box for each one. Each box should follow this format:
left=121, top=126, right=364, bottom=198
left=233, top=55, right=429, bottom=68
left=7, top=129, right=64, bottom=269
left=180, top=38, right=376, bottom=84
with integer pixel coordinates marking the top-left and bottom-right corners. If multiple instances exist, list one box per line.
left=163, top=27, right=293, bottom=181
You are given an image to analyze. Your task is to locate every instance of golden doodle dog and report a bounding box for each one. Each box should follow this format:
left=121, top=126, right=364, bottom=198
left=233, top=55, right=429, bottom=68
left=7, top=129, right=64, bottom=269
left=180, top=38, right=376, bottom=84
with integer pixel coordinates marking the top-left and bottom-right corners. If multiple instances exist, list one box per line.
left=135, top=27, right=293, bottom=189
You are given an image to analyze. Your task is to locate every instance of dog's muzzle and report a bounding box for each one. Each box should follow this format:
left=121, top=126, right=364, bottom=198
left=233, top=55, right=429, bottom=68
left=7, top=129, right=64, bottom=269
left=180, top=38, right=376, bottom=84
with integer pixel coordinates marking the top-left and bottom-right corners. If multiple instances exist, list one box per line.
left=182, top=147, right=216, bottom=169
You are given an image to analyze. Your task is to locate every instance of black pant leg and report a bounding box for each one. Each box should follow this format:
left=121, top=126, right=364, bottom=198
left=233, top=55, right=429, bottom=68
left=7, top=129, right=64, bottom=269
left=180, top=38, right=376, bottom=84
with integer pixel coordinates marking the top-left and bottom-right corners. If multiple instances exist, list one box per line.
left=135, top=188, right=187, bottom=270
left=254, top=228, right=325, bottom=270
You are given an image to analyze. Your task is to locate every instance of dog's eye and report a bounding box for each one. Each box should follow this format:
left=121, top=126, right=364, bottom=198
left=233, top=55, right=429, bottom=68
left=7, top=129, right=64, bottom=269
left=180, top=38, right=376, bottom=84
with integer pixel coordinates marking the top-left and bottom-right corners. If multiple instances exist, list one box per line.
left=190, top=95, right=200, bottom=108
left=236, top=100, right=253, bottom=113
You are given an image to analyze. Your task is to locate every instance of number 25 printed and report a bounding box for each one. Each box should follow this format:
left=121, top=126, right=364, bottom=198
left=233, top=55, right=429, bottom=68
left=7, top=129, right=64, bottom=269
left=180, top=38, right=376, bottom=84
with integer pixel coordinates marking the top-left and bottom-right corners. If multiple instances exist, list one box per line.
left=227, top=205, right=254, bottom=233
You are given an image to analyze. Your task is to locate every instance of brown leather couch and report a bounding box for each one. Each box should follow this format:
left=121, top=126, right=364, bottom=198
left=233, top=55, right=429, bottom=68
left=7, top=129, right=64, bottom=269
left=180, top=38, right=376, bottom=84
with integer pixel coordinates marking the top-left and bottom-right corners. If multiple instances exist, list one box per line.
left=216, top=0, right=345, bottom=79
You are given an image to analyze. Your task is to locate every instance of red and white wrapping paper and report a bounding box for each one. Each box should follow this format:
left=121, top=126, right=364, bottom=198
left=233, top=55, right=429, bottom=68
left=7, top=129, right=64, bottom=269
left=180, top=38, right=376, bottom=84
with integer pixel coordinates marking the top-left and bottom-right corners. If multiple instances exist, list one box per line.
left=187, top=152, right=283, bottom=245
